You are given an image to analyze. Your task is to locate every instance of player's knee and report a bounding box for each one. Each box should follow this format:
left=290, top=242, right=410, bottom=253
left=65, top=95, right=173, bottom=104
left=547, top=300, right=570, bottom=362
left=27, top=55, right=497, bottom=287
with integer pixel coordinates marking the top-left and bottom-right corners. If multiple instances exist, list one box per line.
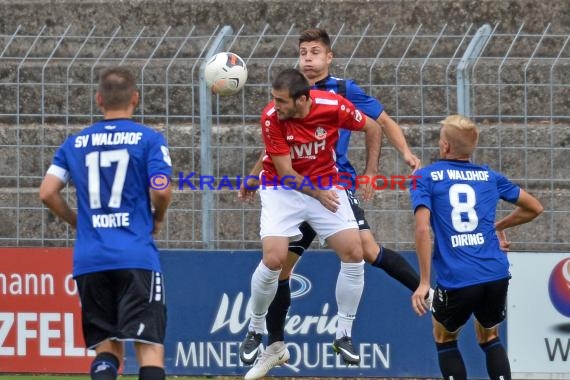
left=344, top=244, right=364, bottom=262
left=475, top=325, right=500, bottom=344
left=339, top=237, right=364, bottom=262
left=477, top=332, right=500, bottom=345
left=362, top=242, right=381, bottom=263
left=433, top=323, right=460, bottom=343
left=261, top=255, right=284, bottom=270
left=360, top=232, right=380, bottom=263
left=261, top=249, right=289, bottom=270
left=280, top=252, right=300, bottom=279
left=329, top=230, right=363, bottom=262
left=134, top=341, right=165, bottom=367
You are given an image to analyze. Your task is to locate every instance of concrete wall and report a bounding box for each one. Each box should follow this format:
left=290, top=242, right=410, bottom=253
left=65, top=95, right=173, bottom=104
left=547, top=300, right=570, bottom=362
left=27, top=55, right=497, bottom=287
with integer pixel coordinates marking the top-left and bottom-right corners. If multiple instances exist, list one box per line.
left=1, top=0, right=569, bottom=35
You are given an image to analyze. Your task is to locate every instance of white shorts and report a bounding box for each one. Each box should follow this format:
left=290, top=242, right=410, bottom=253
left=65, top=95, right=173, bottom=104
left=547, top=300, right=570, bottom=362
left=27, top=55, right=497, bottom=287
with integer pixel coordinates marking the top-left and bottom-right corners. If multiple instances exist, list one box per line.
left=259, top=187, right=358, bottom=243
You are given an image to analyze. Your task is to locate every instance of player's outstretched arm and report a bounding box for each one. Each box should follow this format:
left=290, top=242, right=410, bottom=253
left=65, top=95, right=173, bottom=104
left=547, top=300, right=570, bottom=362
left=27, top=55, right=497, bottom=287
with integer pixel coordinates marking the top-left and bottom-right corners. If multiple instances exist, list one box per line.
left=495, top=189, right=543, bottom=233
left=238, top=150, right=263, bottom=203
left=412, top=206, right=432, bottom=316
left=377, top=111, right=421, bottom=172
left=39, top=174, right=77, bottom=228
left=359, top=115, right=382, bottom=201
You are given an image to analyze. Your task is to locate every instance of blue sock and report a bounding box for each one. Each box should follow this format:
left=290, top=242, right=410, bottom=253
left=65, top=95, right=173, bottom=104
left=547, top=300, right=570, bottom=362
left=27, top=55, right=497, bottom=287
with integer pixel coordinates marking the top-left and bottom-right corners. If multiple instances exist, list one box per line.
left=267, top=278, right=291, bottom=345
left=436, top=341, right=466, bottom=380
left=480, top=337, right=511, bottom=380
left=139, top=366, right=165, bottom=380
left=90, top=352, right=119, bottom=380
left=373, top=246, right=420, bottom=292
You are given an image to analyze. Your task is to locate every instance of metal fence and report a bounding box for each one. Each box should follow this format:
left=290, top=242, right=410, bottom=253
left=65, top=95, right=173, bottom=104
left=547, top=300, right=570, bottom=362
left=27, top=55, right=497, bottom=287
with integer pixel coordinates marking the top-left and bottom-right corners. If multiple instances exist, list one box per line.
left=0, top=23, right=568, bottom=251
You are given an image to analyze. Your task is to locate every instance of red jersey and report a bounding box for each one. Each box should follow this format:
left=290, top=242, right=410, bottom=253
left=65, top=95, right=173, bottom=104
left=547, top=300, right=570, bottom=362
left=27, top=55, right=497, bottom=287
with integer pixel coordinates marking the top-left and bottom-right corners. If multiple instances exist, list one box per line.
left=261, top=90, right=366, bottom=185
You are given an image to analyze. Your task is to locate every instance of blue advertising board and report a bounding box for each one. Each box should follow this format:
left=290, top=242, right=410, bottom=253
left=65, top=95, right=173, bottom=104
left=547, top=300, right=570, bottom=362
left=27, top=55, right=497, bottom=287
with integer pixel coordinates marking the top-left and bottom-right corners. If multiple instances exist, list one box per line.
left=123, top=250, right=494, bottom=378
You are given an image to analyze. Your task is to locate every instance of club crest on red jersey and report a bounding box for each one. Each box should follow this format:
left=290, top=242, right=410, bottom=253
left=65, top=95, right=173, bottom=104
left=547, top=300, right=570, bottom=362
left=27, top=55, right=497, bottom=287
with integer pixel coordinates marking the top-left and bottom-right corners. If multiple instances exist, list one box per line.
left=315, top=126, right=327, bottom=140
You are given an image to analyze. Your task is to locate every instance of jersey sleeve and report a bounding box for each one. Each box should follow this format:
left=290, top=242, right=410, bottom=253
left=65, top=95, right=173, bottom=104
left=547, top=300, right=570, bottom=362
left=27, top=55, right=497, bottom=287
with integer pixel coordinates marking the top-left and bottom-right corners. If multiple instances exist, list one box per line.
left=47, top=137, right=72, bottom=183
left=345, top=80, right=384, bottom=119
left=261, top=109, right=290, bottom=156
left=336, top=95, right=367, bottom=131
left=410, top=168, right=432, bottom=213
left=494, top=170, right=521, bottom=203
left=147, top=131, right=173, bottom=177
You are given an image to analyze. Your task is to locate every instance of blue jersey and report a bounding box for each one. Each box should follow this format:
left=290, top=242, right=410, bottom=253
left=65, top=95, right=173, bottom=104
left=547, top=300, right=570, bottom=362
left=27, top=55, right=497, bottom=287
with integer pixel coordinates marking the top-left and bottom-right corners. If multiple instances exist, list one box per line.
left=410, top=159, right=521, bottom=289
left=49, top=119, right=172, bottom=276
left=313, top=75, right=384, bottom=187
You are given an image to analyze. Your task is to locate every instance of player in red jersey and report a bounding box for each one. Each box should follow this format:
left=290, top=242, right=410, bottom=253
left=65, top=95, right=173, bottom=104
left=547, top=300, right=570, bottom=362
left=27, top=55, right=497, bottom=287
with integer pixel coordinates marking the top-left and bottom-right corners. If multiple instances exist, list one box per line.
left=240, top=68, right=381, bottom=378
left=260, top=89, right=371, bottom=189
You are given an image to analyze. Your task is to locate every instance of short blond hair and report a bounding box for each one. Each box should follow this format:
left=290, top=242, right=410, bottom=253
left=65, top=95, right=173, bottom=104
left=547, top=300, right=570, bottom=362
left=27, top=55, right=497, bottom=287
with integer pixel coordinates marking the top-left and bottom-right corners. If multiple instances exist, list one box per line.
left=440, top=115, right=479, bottom=156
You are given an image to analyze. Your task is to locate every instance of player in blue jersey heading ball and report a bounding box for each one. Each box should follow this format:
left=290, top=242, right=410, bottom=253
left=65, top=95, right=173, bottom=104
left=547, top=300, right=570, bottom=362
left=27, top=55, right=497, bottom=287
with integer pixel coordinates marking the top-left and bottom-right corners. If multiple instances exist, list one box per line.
left=40, top=66, right=172, bottom=380
left=238, top=28, right=430, bottom=379
left=410, top=114, right=543, bottom=380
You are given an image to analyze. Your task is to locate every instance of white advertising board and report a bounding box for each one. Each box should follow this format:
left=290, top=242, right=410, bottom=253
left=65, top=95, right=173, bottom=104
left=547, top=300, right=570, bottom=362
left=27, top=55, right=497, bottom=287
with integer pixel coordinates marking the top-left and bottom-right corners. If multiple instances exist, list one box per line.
left=508, top=252, right=570, bottom=379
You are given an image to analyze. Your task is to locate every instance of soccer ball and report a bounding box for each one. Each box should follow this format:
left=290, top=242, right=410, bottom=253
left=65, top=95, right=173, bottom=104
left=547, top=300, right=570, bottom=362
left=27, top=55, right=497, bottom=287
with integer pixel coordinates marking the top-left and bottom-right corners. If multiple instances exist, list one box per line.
left=204, top=52, right=248, bottom=96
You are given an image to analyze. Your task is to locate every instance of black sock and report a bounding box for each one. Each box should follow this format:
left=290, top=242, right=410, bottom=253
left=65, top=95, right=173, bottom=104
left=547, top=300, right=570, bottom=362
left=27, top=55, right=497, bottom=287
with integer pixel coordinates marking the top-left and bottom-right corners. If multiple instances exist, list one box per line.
left=139, top=366, right=165, bottom=380
left=372, top=247, right=420, bottom=292
left=267, top=278, right=291, bottom=345
left=90, top=352, right=119, bottom=380
left=436, top=341, right=467, bottom=380
left=480, top=337, right=511, bottom=380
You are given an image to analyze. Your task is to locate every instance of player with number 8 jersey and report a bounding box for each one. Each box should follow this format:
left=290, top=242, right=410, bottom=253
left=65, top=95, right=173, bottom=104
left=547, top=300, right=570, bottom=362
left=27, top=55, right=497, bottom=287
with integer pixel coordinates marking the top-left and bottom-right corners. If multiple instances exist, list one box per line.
left=409, top=115, right=543, bottom=380
left=411, top=158, right=518, bottom=288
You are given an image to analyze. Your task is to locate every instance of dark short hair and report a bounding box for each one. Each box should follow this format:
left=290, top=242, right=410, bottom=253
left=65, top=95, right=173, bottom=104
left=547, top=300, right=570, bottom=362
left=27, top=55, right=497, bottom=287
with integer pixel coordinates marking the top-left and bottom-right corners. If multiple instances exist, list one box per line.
left=272, top=68, right=310, bottom=100
left=97, top=66, right=137, bottom=110
left=299, top=28, right=332, bottom=51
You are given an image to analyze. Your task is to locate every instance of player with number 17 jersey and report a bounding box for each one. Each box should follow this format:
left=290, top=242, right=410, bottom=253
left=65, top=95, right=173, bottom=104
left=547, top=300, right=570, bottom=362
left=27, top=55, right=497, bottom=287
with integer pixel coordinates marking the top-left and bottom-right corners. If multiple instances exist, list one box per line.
left=260, top=89, right=366, bottom=185
left=410, top=159, right=521, bottom=289
left=47, top=119, right=172, bottom=276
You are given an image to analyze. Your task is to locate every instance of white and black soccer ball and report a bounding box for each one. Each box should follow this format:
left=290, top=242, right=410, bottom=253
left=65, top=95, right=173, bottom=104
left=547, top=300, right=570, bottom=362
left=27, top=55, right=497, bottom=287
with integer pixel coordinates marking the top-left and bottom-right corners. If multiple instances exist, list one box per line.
left=204, top=52, right=248, bottom=96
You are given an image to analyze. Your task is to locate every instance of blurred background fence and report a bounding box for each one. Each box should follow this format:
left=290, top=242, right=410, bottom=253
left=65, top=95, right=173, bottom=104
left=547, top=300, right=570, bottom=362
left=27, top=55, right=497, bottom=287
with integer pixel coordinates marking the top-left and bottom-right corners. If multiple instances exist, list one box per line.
left=0, top=23, right=568, bottom=251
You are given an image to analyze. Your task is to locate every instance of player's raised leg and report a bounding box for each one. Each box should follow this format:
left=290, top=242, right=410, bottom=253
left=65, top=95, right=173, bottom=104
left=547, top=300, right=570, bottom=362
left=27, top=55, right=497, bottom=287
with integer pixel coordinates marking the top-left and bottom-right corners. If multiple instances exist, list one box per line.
left=347, top=186, right=434, bottom=307
left=361, top=230, right=435, bottom=307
